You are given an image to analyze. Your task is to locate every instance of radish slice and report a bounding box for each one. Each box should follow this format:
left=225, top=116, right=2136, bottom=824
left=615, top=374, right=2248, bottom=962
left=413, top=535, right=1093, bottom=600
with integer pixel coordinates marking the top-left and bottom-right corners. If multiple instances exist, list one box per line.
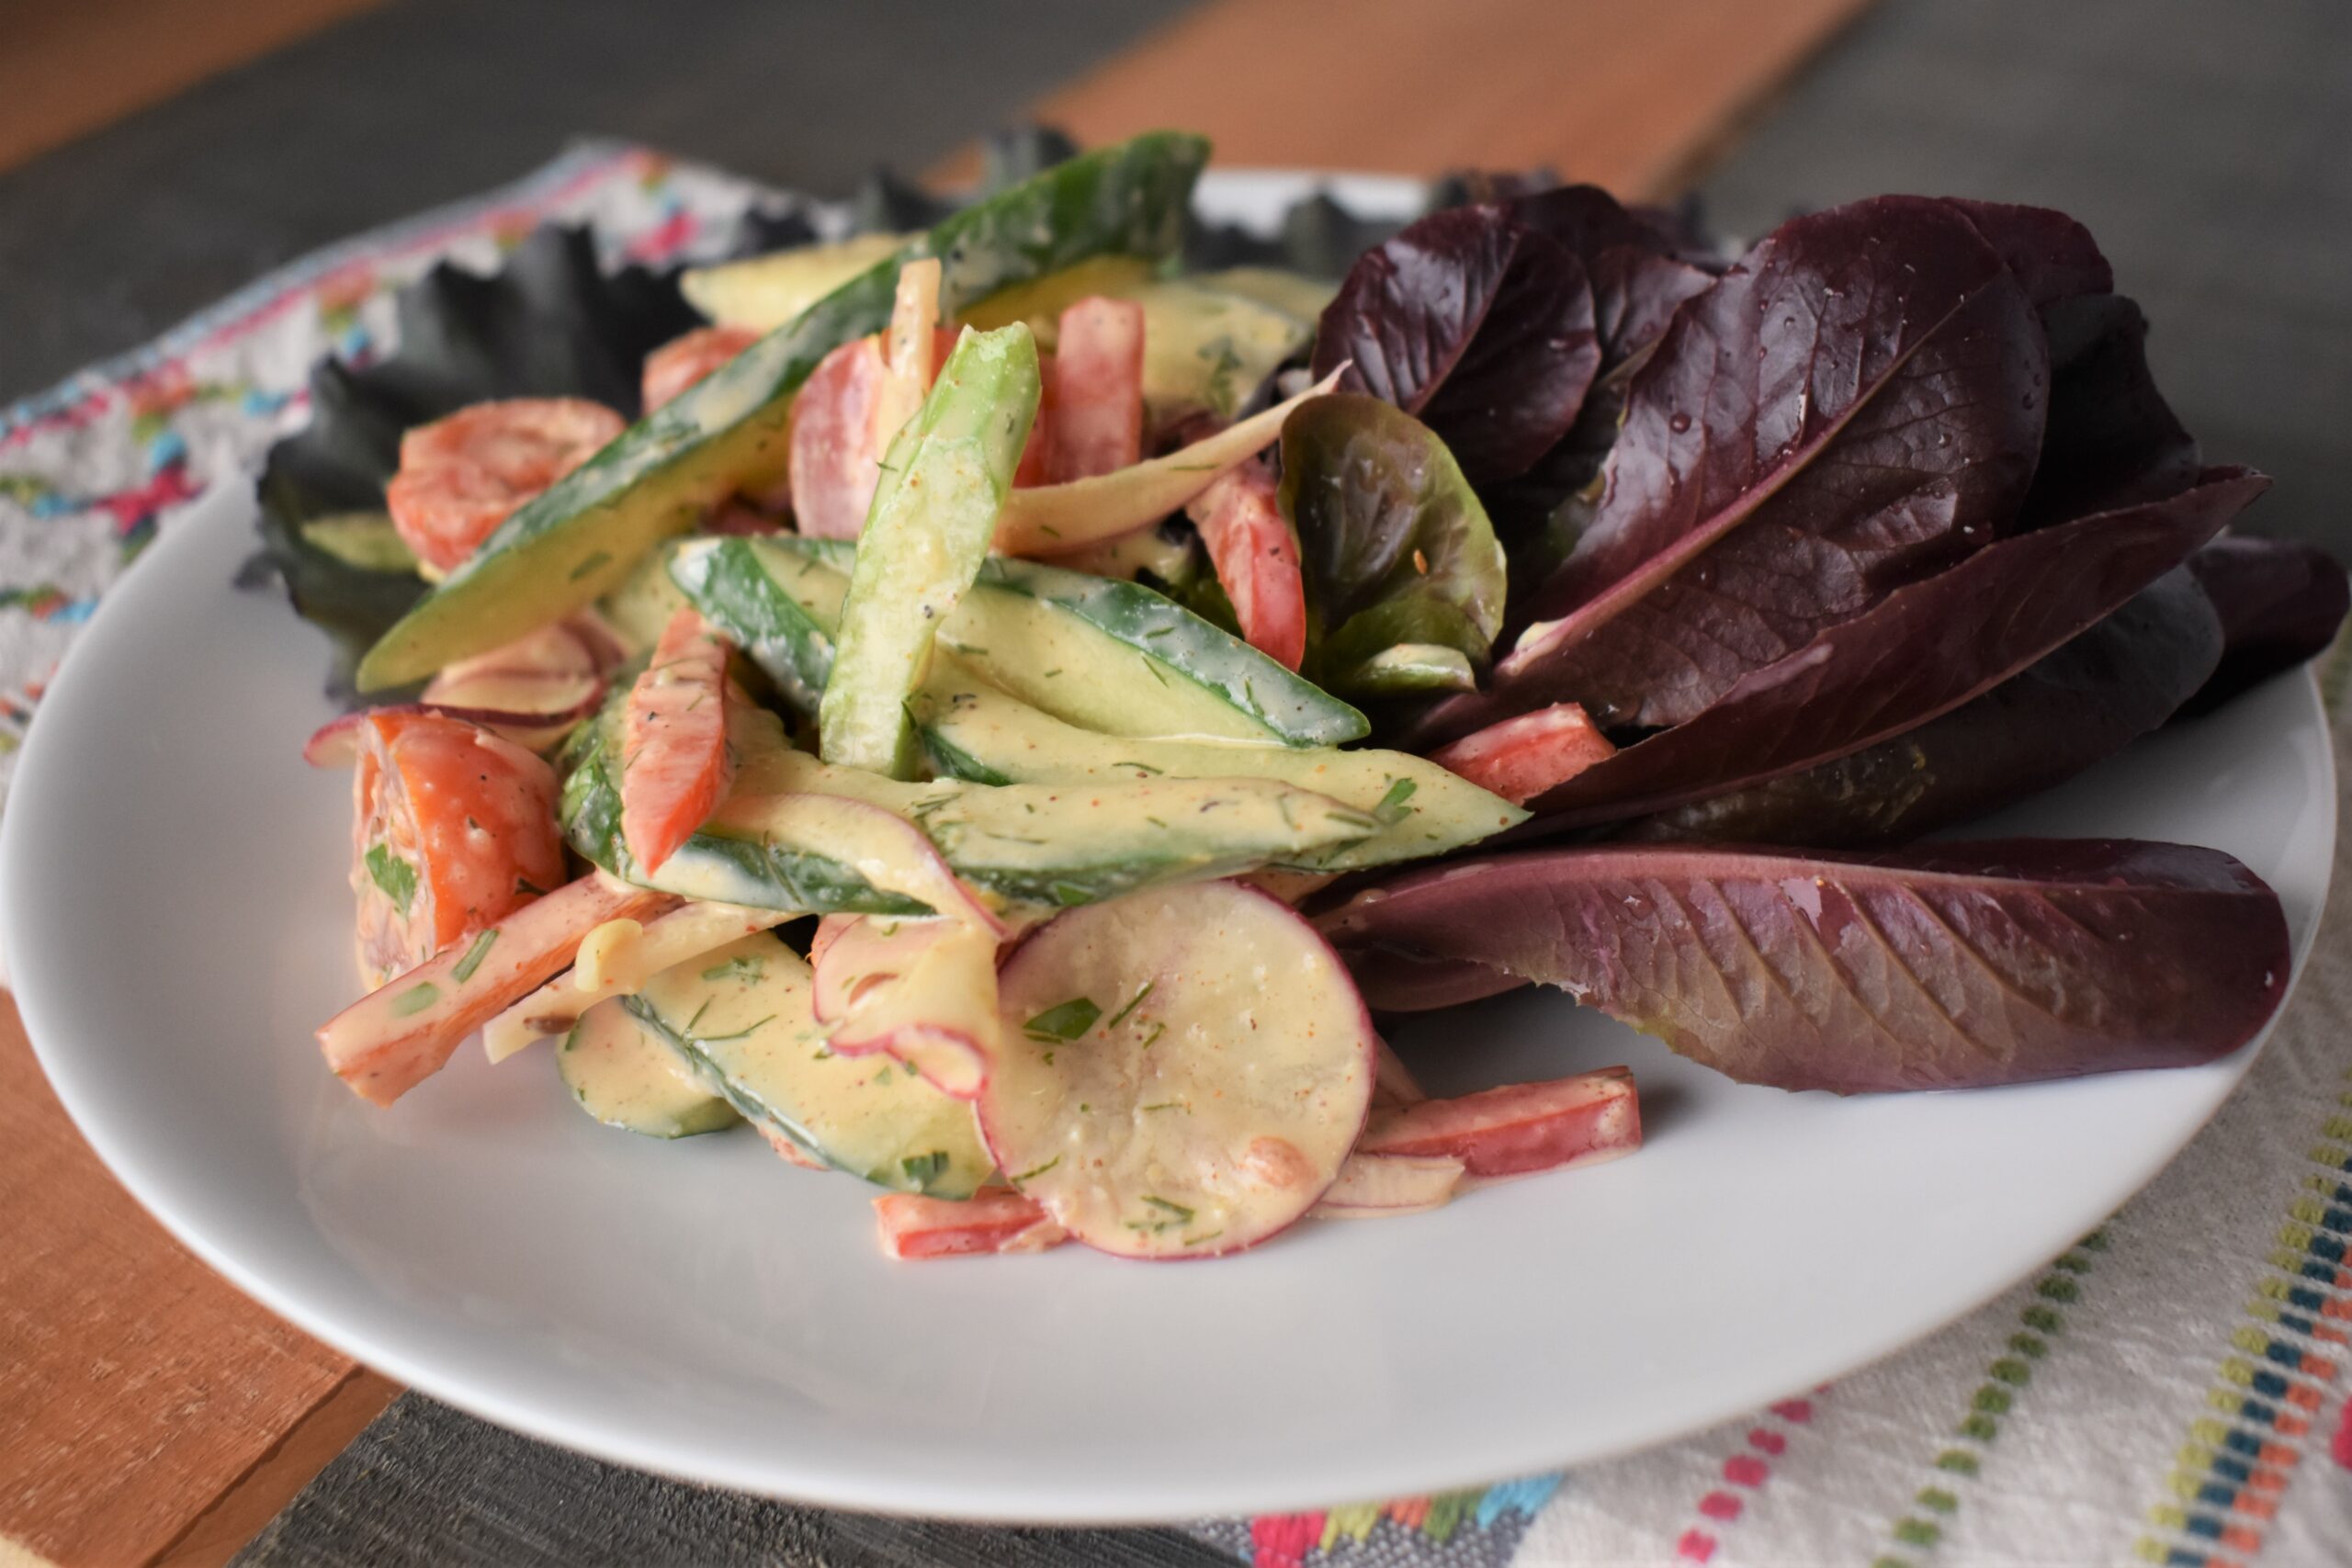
left=1373, top=1038, right=1427, bottom=1111
left=1311, top=1152, right=1465, bottom=1218
left=874, top=1190, right=1069, bottom=1259
left=481, top=899, right=792, bottom=1063
left=642, top=325, right=760, bottom=412
left=997, top=369, right=1343, bottom=557
left=318, top=873, right=677, bottom=1106
left=789, top=336, right=890, bottom=540
left=983, top=879, right=1375, bottom=1259
left=811, top=913, right=1001, bottom=1099
left=1359, top=1066, right=1640, bottom=1179
left=1045, top=297, right=1145, bottom=481
left=1429, top=703, right=1617, bottom=807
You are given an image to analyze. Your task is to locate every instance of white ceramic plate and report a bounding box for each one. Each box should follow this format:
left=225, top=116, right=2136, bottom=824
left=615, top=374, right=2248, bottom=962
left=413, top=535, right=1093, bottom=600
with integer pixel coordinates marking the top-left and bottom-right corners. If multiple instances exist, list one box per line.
left=6, top=173, right=2335, bottom=1523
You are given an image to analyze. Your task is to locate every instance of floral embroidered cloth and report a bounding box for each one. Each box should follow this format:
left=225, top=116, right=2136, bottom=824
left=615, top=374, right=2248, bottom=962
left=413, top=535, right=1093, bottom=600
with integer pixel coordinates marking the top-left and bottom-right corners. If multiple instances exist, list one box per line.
left=6, top=146, right=2348, bottom=1568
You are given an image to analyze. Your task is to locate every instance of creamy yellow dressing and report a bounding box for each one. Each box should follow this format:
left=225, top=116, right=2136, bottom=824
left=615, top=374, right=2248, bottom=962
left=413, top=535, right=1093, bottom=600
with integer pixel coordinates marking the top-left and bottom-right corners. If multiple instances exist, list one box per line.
left=559, top=1000, right=737, bottom=1138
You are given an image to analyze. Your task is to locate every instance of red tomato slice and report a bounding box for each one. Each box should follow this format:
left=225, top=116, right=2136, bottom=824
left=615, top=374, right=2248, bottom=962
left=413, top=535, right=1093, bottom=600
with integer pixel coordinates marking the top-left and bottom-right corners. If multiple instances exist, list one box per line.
left=1045, top=297, right=1144, bottom=482
left=350, top=710, right=567, bottom=989
left=1428, top=703, right=1617, bottom=806
left=641, top=325, right=760, bottom=411
left=1187, top=460, right=1306, bottom=671
left=873, top=1190, right=1067, bottom=1259
left=619, top=608, right=734, bottom=874
left=384, top=398, right=626, bottom=573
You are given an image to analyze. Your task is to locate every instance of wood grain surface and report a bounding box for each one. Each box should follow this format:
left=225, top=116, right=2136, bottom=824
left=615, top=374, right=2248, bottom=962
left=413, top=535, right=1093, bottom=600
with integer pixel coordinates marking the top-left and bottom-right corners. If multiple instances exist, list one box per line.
left=0, top=995, right=393, bottom=1568
left=937, top=0, right=1871, bottom=197
left=0, top=0, right=389, bottom=174
left=0, top=1, right=1870, bottom=1562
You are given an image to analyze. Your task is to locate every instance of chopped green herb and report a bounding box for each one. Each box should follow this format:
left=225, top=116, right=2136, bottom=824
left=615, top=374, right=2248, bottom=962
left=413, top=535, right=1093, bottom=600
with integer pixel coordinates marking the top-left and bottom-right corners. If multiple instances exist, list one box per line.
left=1048, top=881, right=1093, bottom=908
left=1145, top=815, right=1170, bottom=829
left=1180, top=1229, right=1225, bottom=1247
left=1142, top=1194, right=1195, bottom=1220
left=1011, top=1156, right=1062, bottom=1183
left=364, top=844, right=417, bottom=917
left=1145, top=661, right=1170, bottom=688
left=514, top=876, right=547, bottom=897
left=1114, top=761, right=1164, bottom=775
left=1042, top=668, right=1063, bottom=678
left=1138, top=1021, right=1167, bottom=1050
left=683, top=998, right=714, bottom=1037
left=1373, top=776, right=1419, bottom=825
left=1023, top=997, right=1102, bottom=1041
left=694, top=1014, right=775, bottom=1045
left=451, top=929, right=498, bottom=985
left=1104, top=982, right=1155, bottom=1031
left=701, top=953, right=765, bottom=984
left=1142, top=626, right=1175, bottom=638
left=1138, top=1101, right=1186, bottom=1113
left=900, top=1150, right=950, bottom=1187
left=391, top=982, right=439, bottom=1017
left=873, top=1066, right=895, bottom=1086
left=568, top=549, right=614, bottom=581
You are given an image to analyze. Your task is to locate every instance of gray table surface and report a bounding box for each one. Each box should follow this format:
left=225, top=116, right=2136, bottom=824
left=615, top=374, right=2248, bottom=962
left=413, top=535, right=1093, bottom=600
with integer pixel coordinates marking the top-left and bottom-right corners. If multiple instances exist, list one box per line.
left=10, top=0, right=2343, bottom=1562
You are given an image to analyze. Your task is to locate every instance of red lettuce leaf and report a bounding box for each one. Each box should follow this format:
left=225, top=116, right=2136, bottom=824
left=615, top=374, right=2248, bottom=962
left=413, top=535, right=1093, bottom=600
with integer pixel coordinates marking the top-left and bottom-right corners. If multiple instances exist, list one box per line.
left=1502, top=186, right=1717, bottom=368
left=1316, top=838, right=2289, bottom=1092
left=1464, top=197, right=2052, bottom=734
left=2180, top=535, right=2351, bottom=715
left=1503, top=468, right=2266, bottom=828
left=1309, top=206, right=1600, bottom=486
left=1620, top=566, right=2222, bottom=848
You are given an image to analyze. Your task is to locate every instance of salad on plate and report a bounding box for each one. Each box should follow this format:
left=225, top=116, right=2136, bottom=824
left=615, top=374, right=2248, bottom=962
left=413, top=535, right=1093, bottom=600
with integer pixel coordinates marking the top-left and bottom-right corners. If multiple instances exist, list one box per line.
left=260, top=130, right=2346, bottom=1263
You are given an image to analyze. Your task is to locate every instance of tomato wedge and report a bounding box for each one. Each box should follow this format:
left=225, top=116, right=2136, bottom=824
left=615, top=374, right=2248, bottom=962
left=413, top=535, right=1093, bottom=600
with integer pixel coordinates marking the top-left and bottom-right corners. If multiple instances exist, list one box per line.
left=641, top=325, right=760, bottom=411
left=384, top=398, right=625, bottom=572
left=1045, top=297, right=1144, bottom=481
left=1428, top=702, right=1617, bottom=806
left=349, top=709, right=566, bottom=989
left=619, top=607, right=734, bottom=875
left=1186, top=459, right=1306, bottom=671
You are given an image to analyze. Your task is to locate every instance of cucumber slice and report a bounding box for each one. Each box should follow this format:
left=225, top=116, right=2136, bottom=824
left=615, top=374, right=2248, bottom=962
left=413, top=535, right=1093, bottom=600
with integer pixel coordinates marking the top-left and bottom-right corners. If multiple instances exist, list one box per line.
left=682, top=536, right=1365, bottom=746
left=596, top=541, right=696, bottom=657
left=910, top=679, right=1525, bottom=870
left=356, top=132, right=1209, bottom=691
left=561, top=694, right=1379, bottom=912
left=983, top=880, right=1376, bottom=1258
left=626, top=933, right=991, bottom=1196
left=681, top=231, right=913, bottom=332
left=558, top=999, right=740, bottom=1138
left=820, top=323, right=1040, bottom=778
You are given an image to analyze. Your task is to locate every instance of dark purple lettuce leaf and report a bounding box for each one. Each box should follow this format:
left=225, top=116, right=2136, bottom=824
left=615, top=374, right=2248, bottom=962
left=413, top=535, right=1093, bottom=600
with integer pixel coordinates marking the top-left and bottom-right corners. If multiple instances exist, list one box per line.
left=1503, top=186, right=1716, bottom=368
left=1317, top=838, right=2289, bottom=1092
left=1309, top=206, right=1600, bottom=486
left=1508, top=468, right=2267, bottom=829
left=1449, top=197, right=2050, bottom=736
left=1621, top=566, right=2222, bottom=847
left=2179, top=535, right=2350, bottom=715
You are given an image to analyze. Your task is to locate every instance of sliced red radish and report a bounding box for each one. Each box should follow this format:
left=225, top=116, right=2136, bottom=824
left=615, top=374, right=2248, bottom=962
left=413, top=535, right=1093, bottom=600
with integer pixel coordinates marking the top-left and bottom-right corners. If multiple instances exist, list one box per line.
left=1311, top=1152, right=1465, bottom=1218
left=641, top=325, right=761, bottom=412
left=982, top=879, right=1375, bottom=1259
left=481, top=899, right=792, bottom=1063
left=1046, top=297, right=1144, bottom=481
left=1373, top=1038, right=1427, bottom=1111
left=420, top=618, right=606, bottom=751
left=810, top=913, right=1001, bottom=1099
left=1428, top=703, right=1617, bottom=807
left=874, top=1190, right=1069, bottom=1259
left=346, top=708, right=567, bottom=989
left=1186, top=459, right=1306, bottom=671
left=318, top=873, right=677, bottom=1106
left=998, top=369, right=1344, bottom=557
left=619, top=608, right=733, bottom=875
left=1358, top=1066, right=1640, bottom=1180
